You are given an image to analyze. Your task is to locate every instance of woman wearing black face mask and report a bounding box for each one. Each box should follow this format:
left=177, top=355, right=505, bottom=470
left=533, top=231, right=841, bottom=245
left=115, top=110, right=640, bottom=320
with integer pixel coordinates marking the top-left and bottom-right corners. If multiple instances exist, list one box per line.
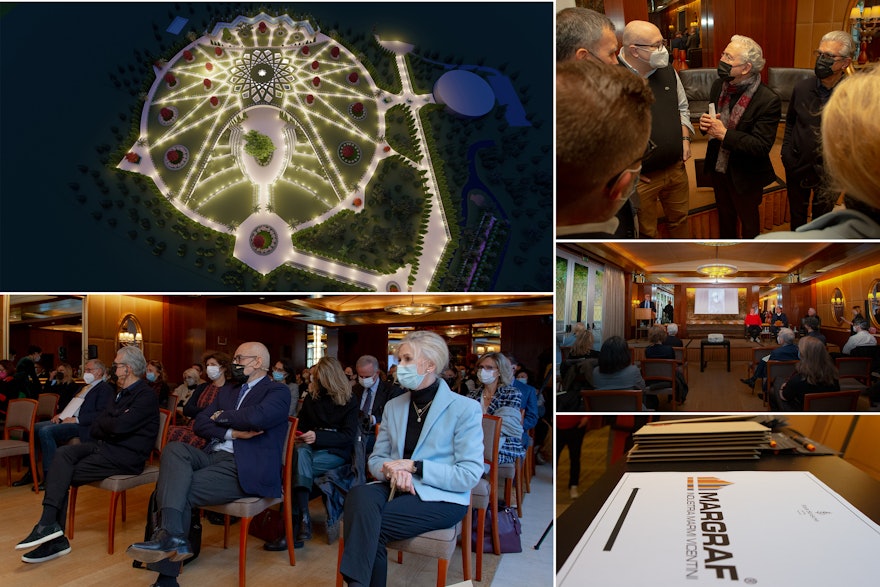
left=699, top=35, right=781, bottom=239
left=780, top=31, right=855, bottom=231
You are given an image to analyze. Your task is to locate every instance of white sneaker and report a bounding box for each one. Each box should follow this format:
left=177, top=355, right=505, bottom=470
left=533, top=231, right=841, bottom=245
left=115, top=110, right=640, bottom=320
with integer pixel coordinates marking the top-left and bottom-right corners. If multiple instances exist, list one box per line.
left=569, top=486, right=580, bottom=499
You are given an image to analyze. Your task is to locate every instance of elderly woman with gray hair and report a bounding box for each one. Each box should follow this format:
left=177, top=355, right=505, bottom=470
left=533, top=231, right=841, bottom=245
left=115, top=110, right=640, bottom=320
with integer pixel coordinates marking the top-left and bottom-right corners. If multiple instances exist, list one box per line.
left=468, top=352, right=525, bottom=465
left=700, top=34, right=781, bottom=238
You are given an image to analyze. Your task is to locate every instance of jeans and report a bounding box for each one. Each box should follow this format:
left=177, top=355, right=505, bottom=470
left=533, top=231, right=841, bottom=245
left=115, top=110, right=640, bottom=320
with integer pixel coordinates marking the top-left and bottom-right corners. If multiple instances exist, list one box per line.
left=35, top=420, right=79, bottom=479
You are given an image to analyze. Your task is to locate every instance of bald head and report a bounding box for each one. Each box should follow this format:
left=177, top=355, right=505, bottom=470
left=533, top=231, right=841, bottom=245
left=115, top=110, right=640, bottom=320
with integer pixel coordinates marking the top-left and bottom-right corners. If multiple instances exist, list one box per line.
left=233, top=341, right=270, bottom=382
left=622, top=20, right=661, bottom=46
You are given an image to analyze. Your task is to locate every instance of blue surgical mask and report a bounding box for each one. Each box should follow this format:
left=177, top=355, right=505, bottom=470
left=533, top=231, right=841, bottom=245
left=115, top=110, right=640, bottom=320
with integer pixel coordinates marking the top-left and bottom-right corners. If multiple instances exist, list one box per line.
left=272, top=370, right=285, bottom=382
left=396, top=364, right=425, bottom=390
left=146, top=371, right=157, bottom=382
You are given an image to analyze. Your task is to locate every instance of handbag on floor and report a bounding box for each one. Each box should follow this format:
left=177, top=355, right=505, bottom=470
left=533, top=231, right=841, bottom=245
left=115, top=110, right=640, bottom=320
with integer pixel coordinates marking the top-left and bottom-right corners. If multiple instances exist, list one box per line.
left=247, top=507, right=286, bottom=543
left=472, top=506, right=522, bottom=554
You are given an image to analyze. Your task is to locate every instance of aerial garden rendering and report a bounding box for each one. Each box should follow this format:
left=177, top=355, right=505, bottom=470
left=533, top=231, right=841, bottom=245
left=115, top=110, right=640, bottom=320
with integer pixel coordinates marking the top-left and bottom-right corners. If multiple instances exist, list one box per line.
left=0, top=3, right=551, bottom=292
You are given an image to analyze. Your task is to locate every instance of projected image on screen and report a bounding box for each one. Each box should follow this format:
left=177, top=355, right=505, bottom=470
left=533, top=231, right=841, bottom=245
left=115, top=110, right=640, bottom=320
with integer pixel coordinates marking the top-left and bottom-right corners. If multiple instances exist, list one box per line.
left=694, top=289, right=739, bottom=315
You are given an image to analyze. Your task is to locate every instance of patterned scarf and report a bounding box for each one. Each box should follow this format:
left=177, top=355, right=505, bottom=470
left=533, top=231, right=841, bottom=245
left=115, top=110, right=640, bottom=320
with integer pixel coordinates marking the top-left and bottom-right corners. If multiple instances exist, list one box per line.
left=714, top=73, right=762, bottom=173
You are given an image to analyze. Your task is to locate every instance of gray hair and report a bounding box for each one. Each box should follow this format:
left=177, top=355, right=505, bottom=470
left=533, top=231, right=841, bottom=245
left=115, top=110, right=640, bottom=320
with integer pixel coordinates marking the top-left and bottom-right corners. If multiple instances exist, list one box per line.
left=355, top=354, right=379, bottom=371
left=820, top=30, right=856, bottom=58
left=557, top=7, right=615, bottom=62
left=730, top=35, right=766, bottom=73
left=778, top=327, right=796, bottom=345
left=853, top=318, right=869, bottom=331
left=667, top=323, right=679, bottom=336
left=399, top=331, right=449, bottom=373
left=117, top=346, right=147, bottom=377
left=478, top=352, right=514, bottom=387
left=89, top=359, right=106, bottom=376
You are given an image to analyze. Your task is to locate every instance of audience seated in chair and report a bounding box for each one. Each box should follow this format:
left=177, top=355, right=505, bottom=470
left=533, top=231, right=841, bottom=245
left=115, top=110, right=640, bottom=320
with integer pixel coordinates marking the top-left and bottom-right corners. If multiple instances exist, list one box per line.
left=770, top=336, right=839, bottom=411
left=741, top=328, right=799, bottom=394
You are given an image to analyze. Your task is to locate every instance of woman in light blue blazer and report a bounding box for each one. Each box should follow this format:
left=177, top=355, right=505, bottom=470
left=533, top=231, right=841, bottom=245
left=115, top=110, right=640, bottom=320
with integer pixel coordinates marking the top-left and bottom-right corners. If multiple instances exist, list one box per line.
left=340, top=330, right=483, bottom=587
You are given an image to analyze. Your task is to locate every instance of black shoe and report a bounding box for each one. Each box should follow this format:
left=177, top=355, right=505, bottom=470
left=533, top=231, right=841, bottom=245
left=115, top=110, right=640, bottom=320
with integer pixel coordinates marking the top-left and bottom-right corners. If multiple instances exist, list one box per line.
left=20, top=536, right=71, bottom=563
left=740, top=378, right=755, bottom=387
left=263, top=536, right=304, bottom=551
left=31, top=482, right=46, bottom=493
left=126, top=529, right=193, bottom=563
left=12, top=471, right=34, bottom=487
left=296, top=514, right=312, bottom=542
left=205, top=511, right=238, bottom=525
left=16, top=522, right=63, bottom=550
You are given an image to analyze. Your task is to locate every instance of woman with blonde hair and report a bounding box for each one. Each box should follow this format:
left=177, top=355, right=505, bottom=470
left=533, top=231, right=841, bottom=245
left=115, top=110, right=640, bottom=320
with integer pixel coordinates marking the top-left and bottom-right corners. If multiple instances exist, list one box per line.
left=467, top=351, right=525, bottom=465
left=289, top=357, right=358, bottom=546
left=340, top=330, right=482, bottom=587
left=569, top=329, right=598, bottom=359
left=772, top=335, right=839, bottom=411
left=45, top=362, right=79, bottom=411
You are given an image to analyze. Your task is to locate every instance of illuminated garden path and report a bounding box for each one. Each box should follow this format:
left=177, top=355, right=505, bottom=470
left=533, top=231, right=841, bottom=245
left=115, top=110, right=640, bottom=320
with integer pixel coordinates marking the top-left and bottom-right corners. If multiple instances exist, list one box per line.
left=119, top=13, right=456, bottom=291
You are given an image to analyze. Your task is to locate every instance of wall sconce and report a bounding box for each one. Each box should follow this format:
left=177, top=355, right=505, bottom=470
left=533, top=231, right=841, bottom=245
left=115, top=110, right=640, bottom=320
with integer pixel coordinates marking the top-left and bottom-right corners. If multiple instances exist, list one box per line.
left=118, top=314, right=143, bottom=349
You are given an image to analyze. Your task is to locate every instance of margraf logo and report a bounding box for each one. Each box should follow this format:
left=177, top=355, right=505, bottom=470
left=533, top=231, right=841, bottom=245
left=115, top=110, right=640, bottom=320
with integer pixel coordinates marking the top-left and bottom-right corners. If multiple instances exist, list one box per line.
left=687, top=476, right=734, bottom=491
left=685, top=476, right=739, bottom=581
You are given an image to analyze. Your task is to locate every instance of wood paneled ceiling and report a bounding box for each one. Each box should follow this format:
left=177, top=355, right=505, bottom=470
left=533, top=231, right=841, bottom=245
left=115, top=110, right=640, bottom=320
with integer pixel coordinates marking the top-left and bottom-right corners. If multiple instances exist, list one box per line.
left=229, top=294, right=552, bottom=326
left=559, top=243, right=880, bottom=284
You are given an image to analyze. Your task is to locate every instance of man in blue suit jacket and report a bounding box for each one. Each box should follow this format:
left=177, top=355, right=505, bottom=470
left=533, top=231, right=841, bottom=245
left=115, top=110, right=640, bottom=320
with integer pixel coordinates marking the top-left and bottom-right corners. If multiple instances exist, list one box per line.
left=127, top=341, right=290, bottom=584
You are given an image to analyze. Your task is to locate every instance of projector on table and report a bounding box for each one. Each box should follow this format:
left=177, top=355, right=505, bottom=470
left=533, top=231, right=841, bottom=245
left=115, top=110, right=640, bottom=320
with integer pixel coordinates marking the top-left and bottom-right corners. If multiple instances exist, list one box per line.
left=707, top=333, right=724, bottom=343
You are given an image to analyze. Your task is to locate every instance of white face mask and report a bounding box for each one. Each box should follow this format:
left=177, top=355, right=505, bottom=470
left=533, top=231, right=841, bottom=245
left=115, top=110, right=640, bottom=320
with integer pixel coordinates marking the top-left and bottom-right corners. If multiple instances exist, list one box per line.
left=83, top=372, right=96, bottom=385
left=479, top=368, right=497, bottom=385
left=638, top=45, right=669, bottom=69
left=358, top=376, right=375, bottom=389
left=206, top=365, right=222, bottom=380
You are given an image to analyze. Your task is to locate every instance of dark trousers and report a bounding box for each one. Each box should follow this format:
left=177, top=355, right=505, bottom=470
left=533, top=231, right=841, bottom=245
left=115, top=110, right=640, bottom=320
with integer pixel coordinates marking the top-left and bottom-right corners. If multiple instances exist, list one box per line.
left=340, top=483, right=467, bottom=587
left=147, top=442, right=251, bottom=578
left=712, top=171, right=762, bottom=238
left=786, top=172, right=836, bottom=230
left=556, top=426, right=586, bottom=488
left=42, top=442, right=133, bottom=531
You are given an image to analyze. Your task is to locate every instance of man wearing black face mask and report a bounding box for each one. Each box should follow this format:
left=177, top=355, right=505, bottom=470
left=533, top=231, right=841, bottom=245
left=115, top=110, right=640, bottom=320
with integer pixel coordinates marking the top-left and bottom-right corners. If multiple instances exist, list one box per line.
left=782, top=30, right=855, bottom=230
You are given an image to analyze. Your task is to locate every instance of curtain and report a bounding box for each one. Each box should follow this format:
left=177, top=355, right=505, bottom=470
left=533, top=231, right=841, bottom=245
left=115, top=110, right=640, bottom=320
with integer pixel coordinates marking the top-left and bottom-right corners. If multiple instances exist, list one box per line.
left=602, top=265, right=626, bottom=339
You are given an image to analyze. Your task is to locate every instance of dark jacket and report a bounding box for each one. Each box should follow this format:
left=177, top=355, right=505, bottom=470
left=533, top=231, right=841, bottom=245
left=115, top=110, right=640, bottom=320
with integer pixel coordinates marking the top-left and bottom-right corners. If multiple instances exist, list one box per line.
left=297, top=390, right=358, bottom=461
left=705, top=79, right=781, bottom=195
left=194, top=376, right=291, bottom=498
left=782, top=75, right=835, bottom=178
left=646, top=344, right=676, bottom=359
left=352, top=379, right=395, bottom=425
left=89, top=378, right=159, bottom=474
left=77, top=379, right=114, bottom=442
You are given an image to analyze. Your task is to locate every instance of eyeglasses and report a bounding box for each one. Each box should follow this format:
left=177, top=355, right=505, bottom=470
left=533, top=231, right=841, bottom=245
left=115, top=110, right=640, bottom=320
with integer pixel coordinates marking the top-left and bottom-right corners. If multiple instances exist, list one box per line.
left=232, top=355, right=257, bottom=363
left=633, top=42, right=664, bottom=51
left=112, top=363, right=128, bottom=369
left=605, top=140, right=656, bottom=190
left=813, top=50, right=846, bottom=62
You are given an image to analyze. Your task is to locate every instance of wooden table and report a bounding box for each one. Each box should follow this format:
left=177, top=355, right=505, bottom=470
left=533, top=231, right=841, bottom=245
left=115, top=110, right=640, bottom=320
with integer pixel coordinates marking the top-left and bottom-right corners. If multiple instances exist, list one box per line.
left=699, top=338, right=730, bottom=371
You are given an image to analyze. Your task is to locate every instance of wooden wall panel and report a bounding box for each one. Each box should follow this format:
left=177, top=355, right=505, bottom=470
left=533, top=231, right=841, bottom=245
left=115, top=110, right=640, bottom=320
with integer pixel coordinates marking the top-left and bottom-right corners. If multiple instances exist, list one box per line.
left=604, top=0, right=649, bottom=38
left=86, top=295, right=164, bottom=369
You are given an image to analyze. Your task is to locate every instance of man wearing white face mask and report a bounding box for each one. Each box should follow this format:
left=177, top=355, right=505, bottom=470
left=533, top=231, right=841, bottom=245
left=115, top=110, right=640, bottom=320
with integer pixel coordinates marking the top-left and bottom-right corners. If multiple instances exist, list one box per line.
left=619, top=20, right=694, bottom=239
left=353, top=355, right=396, bottom=454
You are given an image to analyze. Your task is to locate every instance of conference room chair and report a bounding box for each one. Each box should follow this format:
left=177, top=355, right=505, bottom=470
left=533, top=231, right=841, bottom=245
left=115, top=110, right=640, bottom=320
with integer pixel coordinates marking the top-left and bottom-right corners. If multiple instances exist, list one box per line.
left=641, top=358, right=678, bottom=410
left=803, top=390, right=860, bottom=412
left=672, top=347, right=688, bottom=385
left=472, top=413, right=502, bottom=580
left=201, top=416, right=298, bottom=587
left=67, top=408, right=172, bottom=554
left=835, top=357, right=873, bottom=392
left=580, top=389, right=644, bottom=412
left=0, top=398, right=39, bottom=493
left=36, top=392, right=60, bottom=422
left=766, top=360, right=799, bottom=408
left=746, top=346, right=777, bottom=393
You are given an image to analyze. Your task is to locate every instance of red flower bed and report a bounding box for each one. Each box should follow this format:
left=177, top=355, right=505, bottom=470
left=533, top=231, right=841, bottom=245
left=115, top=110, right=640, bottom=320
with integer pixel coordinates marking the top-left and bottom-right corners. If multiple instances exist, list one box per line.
left=204, top=78, right=212, bottom=88
left=183, top=50, right=193, bottom=61
left=348, top=72, right=359, bottom=83
left=311, top=60, right=319, bottom=70
left=301, top=45, right=310, bottom=56
left=252, top=234, right=265, bottom=248
left=215, top=47, right=223, bottom=56
left=330, top=46, right=340, bottom=59
left=210, top=96, right=219, bottom=106
left=312, top=76, right=320, bottom=87
left=206, top=62, right=213, bottom=71
left=341, top=145, right=355, bottom=158
left=353, top=198, right=362, bottom=206
left=306, top=94, right=314, bottom=104
left=160, top=107, right=174, bottom=121
left=383, top=145, right=391, bottom=152
left=258, top=22, right=268, bottom=34
left=164, top=73, right=176, bottom=85
left=125, top=152, right=140, bottom=163
left=167, top=150, right=181, bottom=164
left=352, top=102, right=364, bottom=115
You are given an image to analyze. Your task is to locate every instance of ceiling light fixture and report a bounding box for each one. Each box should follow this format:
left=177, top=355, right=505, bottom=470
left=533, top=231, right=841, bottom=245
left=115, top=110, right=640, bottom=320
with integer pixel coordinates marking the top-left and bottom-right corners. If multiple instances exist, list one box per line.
left=384, top=296, right=441, bottom=317
left=696, top=245, right=738, bottom=281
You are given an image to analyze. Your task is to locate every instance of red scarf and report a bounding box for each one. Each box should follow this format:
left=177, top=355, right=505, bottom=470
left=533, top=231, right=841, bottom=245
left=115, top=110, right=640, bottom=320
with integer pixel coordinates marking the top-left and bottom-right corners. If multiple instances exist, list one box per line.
left=714, top=73, right=762, bottom=173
